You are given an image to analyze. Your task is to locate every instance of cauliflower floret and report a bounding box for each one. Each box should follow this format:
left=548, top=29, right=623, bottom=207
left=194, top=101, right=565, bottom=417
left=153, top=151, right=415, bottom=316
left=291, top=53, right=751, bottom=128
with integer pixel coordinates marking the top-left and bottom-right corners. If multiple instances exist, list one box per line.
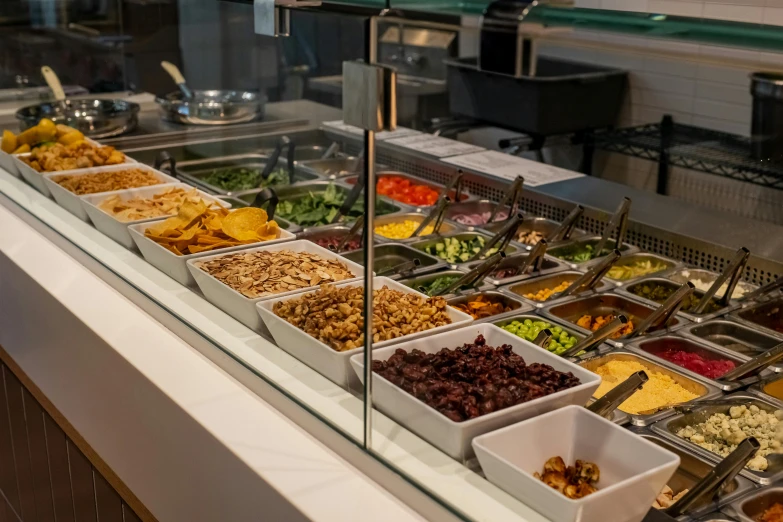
left=750, top=405, right=760, bottom=414
left=690, top=434, right=705, bottom=444
left=747, top=455, right=768, bottom=471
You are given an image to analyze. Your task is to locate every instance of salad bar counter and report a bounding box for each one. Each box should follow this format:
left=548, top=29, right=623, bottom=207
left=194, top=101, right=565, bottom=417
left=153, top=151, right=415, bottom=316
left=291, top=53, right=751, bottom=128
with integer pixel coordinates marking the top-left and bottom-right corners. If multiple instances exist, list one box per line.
left=2, top=109, right=783, bottom=522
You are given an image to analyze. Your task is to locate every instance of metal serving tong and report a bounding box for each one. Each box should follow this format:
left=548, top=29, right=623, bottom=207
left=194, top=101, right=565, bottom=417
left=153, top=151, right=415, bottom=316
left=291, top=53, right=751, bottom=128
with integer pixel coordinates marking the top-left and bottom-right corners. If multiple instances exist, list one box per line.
left=377, top=258, right=421, bottom=278
left=154, top=151, right=178, bottom=178
left=693, top=247, right=751, bottom=314
left=472, top=213, right=524, bottom=261
left=594, top=197, right=632, bottom=258
left=561, top=315, right=629, bottom=358
left=331, top=175, right=366, bottom=224
left=435, top=252, right=506, bottom=297
left=718, top=340, right=783, bottom=382
left=587, top=370, right=647, bottom=419
left=665, top=437, right=760, bottom=518
left=442, top=170, right=466, bottom=207
left=533, top=329, right=553, bottom=348
left=321, top=142, right=340, bottom=160
left=514, top=238, right=549, bottom=276
left=250, top=188, right=279, bottom=218
left=741, top=276, right=783, bottom=302
left=629, top=282, right=695, bottom=339
left=489, top=175, right=524, bottom=224
left=330, top=214, right=364, bottom=253
left=553, top=250, right=620, bottom=300
left=257, top=136, right=291, bottom=186
left=545, top=204, right=584, bottom=244
left=411, top=195, right=451, bottom=238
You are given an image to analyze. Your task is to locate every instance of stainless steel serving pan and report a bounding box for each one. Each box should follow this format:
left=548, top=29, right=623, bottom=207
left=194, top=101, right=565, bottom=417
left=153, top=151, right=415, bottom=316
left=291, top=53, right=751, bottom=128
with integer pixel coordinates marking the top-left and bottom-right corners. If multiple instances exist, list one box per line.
left=491, top=312, right=612, bottom=361
left=500, top=270, right=615, bottom=309
left=156, top=90, right=266, bottom=125
left=580, top=350, right=721, bottom=426
left=627, top=429, right=754, bottom=520
left=547, top=235, right=639, bottom=269
left=371, top=212, right=463, bottom=243
left=603, top=252, right=683, bottom=287
left=444, top=200, right=511, bottom=230
left=462, top=252, right=570, bottom=287
left=295, top=223, right=374, bottom=251
left=271, top=181, right=405, bottom=227
left=541, top=293, right=689, bottom=347
left=651, top=392, right=783, bottom=484
left=617, top=277, right=738, bottom=324
left=16, top=98, right=140, bottom=139
left=679, top=320, right=783, bottom=373
left=481, top=216, right=586, bottom=250
left=409, top=231, right=526, bottom=270
left=398, top=269, right=495, bottom=297
left=342, top=243, right=445, bottom=280
left=730, top=297, right=783, bottom=340
left=729, top=486, right=783, bottom=522
left=666, top=268, right=759, bottom=302
left=341, top=171, right=474, bottom=209
left=627, top=335, right=769, bottom=392
left=446, top=290, right=532, bottom=324
left=165, top=153, right=317, bottom=196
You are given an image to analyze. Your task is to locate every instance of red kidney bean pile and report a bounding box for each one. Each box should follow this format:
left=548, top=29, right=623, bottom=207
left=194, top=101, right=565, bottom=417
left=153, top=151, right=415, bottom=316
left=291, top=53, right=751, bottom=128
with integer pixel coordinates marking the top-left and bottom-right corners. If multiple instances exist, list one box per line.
left=372, top=334, right=581, bottom=422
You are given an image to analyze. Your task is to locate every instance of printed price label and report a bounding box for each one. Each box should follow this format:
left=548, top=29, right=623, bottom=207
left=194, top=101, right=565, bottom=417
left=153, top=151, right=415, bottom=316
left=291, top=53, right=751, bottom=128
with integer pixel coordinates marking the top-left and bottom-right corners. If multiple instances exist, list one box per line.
left=443, top=151, right=584, bottom=187
left=386, top=135, right=485, bottom=158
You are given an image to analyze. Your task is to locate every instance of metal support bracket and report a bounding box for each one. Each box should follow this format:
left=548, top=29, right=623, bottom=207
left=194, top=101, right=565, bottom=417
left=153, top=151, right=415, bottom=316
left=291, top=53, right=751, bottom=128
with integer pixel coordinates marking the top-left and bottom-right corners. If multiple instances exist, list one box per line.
left=254, top=0, right=321, bottom=37
left=343, top=40, right=398, bottom=449
left=342, top=61, right=397, bottom=132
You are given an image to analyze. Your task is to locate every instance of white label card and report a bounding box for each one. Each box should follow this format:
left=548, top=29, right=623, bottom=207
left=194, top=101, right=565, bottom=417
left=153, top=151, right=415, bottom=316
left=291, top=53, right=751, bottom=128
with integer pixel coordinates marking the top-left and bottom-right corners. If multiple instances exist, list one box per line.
left=323, top=121, right=421, bottom=140
left=385, top=135, right=485, bottom=158
left=443, top=151, right=584, bottom=187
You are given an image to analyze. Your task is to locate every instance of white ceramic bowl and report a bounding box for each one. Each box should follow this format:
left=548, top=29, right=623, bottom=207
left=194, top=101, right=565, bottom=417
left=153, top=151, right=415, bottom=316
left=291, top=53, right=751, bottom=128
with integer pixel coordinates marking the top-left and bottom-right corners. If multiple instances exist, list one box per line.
left=0, top=150, right=21, bottom=178
left=129, top=214, right=295, bottom=286
left=473, top=405, right=680, bottom=522
left=257, top=276, right=473, bottom=390
left=44, top=164, right=178, bottom=222
left=188, top=240, right=366, bottom=334
left=13, top=138, right=134, bottom=197
left=350, top=323, right=601, bottom=460
left=82, top=183, right=230, bottom=249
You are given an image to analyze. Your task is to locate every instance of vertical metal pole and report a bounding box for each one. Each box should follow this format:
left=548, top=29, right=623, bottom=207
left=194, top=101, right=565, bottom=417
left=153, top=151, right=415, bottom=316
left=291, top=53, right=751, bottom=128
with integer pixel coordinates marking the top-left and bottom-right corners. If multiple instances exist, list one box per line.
left=363, top=15, right=379, bottom=450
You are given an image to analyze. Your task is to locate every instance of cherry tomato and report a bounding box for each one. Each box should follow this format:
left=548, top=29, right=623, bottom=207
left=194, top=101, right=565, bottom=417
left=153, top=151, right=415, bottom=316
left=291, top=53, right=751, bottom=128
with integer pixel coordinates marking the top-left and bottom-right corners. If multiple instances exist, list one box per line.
left=376, top=175, right=439, bottom=206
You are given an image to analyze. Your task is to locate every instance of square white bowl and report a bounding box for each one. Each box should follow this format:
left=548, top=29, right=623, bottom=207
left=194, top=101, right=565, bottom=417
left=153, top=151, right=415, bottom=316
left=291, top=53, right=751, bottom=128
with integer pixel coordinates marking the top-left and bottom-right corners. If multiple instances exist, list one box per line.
left=187, top=240, right=366, bottom=334
left=350, top=323, right=601, bottom=460
left=0, top=150, right=21, bottom=178
left=13, top=138, right=135, bottom=197
left=82, top=183, right=230, bottom=249
left=473, top=405, right=680, bottom=522
left=44, top=164, right=178, bottom=222
left=129, top=214, right=296, bottom=286
left=257, top=276, right=473, bottom=390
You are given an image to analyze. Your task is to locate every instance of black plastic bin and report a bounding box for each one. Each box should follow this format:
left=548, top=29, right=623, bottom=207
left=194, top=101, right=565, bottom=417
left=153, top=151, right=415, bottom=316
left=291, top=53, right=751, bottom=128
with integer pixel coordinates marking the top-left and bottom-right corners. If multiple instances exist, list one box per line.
left=445, top=56, right=628, bottom=136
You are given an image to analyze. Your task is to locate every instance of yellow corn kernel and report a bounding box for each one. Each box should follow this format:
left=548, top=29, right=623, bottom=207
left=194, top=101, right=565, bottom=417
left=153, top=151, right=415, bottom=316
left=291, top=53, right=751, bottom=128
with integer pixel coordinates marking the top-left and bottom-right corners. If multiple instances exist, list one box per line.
left=374, top=220, right=434, bottom=240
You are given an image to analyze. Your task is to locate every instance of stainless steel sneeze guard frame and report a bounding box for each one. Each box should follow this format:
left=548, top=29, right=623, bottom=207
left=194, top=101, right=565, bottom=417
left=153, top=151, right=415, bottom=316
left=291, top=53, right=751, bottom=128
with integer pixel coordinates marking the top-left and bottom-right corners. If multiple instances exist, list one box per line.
left=323, top=127, right=783, bottom=287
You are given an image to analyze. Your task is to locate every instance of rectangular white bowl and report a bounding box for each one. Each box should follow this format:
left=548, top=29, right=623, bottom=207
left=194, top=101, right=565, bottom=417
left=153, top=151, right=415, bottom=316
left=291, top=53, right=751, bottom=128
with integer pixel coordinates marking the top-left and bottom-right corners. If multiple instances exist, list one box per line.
left=44, top=164, right=178, bottom=222
left=349, top=323, right=601, bottom=460
left=82, top=183, right=230, bottom=249
left=473, top=405, right=680, bottom=522
left=13, top=140, right=135, bottom=197
left=0, top=150, right=21, bottom=178
left=257, top=276, right=473, bottom=390
left=187, top=240, right=366, bottom=334
left=0, top=137, right=104, bottom=179
left=129, top=215, right=296, bottom=286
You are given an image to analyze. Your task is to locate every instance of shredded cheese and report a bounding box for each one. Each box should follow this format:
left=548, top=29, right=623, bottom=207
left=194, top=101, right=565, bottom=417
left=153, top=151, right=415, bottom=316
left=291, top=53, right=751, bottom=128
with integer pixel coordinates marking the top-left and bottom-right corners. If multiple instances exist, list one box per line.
left=593, top=360, right=699, bottom=414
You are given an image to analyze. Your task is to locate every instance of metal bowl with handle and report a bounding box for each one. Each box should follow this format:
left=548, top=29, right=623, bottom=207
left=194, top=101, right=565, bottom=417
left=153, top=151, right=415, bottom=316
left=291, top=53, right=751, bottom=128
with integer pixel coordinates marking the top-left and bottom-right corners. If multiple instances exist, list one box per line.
left=14, top=66, right=139, bottom=139
left=156, top=62, right=265, bottom=125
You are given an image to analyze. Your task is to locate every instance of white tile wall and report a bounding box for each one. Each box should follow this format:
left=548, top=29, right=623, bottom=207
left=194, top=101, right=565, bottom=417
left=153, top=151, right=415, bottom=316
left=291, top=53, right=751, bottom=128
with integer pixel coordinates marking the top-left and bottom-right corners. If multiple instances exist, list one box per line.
left=540, top=0, right=783, bottom=223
